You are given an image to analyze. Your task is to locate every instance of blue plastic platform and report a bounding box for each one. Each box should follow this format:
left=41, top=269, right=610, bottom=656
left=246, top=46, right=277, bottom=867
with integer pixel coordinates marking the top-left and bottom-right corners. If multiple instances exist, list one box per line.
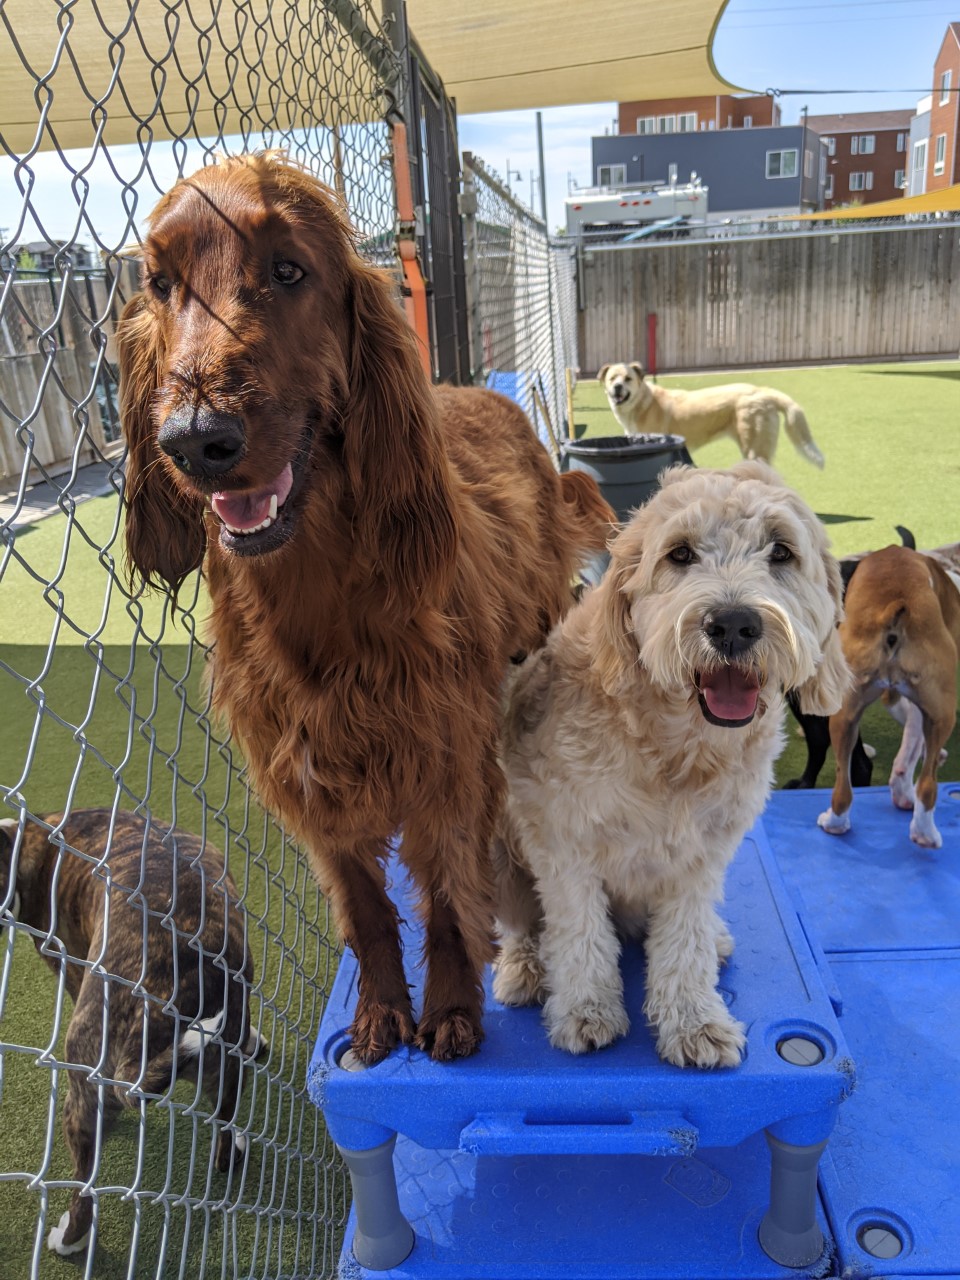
left=765, top=784, right=960, bottom=1279
left=309, top=820, right=855, bottom=1278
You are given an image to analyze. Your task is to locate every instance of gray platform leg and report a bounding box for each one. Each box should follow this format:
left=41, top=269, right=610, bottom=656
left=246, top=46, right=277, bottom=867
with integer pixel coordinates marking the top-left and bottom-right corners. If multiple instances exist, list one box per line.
left=758, top=1131, right=828, bottom=1268
left=338, top=1135, right=415, bottom=1271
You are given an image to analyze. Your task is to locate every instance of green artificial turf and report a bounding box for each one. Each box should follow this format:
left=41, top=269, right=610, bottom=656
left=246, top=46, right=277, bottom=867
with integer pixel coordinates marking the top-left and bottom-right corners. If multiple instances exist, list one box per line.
left=0, top=498, right=345, bottom=1278
left=573, top=360, right=960, bottom=789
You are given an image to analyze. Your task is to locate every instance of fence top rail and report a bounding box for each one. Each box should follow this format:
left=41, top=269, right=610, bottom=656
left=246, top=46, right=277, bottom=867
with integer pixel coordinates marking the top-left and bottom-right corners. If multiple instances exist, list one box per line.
left=573, top=216, right=960, bottom=251
left=462, top=152, right=546, bottom=231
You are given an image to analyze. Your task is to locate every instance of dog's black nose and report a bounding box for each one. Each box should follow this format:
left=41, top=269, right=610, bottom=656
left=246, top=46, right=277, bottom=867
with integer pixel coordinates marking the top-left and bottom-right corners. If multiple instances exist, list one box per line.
left=158, top=406, right=245, bottom=478
left=703, top=606, right=763, bottom=658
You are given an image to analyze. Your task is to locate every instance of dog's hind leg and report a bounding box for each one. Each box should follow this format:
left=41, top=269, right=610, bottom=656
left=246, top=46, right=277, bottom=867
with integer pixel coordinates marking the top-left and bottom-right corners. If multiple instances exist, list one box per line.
left=907, top=681, right=956, bottom=849
left=325, top=844, right=416, bottom=1066
left=818, top=685, right=879, bottom=835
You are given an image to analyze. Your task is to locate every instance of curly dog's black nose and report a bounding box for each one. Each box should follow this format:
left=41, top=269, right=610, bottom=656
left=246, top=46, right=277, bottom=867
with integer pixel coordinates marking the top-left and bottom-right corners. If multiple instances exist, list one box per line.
left=703, top=606, right=763, bottom=659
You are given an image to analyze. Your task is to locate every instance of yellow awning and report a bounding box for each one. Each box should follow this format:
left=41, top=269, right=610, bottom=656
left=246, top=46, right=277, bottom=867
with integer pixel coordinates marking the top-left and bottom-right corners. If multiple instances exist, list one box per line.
left=406, top=1, right=741, bottom=114
left=0, top=0, right=739, bottom=154
left=799, top=184, right=960, bottom=220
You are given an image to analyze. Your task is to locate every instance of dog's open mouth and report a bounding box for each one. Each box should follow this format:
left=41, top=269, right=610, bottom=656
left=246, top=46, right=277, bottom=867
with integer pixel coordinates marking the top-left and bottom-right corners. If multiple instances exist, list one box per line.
left=209, top=430, right=312, bottom=557
left=695, top=667, right=761, bottom=727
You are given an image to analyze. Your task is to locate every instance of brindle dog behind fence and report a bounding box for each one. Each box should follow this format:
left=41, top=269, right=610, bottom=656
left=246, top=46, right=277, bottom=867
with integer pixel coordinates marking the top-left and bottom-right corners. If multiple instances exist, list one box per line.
left=0, top=808, right=265, bottom=1257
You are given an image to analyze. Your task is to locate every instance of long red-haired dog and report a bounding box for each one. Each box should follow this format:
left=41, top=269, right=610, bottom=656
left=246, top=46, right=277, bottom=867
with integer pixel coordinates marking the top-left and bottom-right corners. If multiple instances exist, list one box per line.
left=118, top=154, right=614, bottom=1063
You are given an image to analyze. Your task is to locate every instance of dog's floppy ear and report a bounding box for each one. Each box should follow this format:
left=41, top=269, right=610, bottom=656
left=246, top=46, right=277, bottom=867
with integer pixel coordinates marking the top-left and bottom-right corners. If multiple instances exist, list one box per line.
left=597, top=364, right=610, bottom=384
left=629, top=362, right=645, bottom=380
left=117, top=294, right=207, bottom=596
left=795, top=550, right=851, bottom=716
left=594, top=529, right=640, bottom=695
left=344, top=262, right=459, bottom=613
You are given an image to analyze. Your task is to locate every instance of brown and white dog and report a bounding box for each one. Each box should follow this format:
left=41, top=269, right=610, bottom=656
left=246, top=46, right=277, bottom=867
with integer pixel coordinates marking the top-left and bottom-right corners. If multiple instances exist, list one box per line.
left=0, top=808, right=264, bottom=1256
left=599, top=362, right=824, bottom=469
left=493, top=462, right=848, bottom=1066
left=818, top=544, right=960, bottom=848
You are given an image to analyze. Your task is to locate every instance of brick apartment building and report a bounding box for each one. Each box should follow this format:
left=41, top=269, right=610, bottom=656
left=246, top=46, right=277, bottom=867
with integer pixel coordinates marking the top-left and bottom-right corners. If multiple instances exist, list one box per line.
left=927, top=22, right=960, bottom=190
left=616, top=93, right=779, bottom=137
left=804, top=110, right=913, bottom=208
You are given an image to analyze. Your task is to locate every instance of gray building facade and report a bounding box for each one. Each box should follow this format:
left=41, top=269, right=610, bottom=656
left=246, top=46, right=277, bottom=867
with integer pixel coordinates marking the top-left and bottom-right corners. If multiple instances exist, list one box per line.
left=907, top=96, right=931, bottom=197
left=591, top=125, right=826, bottom=218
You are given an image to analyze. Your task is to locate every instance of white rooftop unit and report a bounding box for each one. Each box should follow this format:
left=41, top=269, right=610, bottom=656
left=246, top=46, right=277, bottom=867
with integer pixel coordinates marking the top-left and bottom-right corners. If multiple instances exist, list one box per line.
left=565, top=181, right=708, bottom=233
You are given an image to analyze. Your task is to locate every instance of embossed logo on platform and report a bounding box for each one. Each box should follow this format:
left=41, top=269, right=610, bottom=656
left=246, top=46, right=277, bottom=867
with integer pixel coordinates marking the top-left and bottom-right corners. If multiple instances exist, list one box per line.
left=663, top=1157, right=732, bottom=1207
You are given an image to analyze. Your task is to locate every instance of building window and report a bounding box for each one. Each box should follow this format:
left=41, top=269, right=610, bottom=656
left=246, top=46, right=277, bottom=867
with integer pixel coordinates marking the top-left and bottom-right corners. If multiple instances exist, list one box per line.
left=896, top=132, right=907, bottom=151
left=743, top=114, right=753, bottom=128
left=597, top=164, right=627, bottom=187
left=637, top=116, right=656, bottom=135
left=940, top=70, right=952, bottom=105
left=849, top=171, right=874, bottom=192
left=678, top=112, right=697, bottom=132
left=804, top=149, right=814, bottom=178
left=824, top=136, right=836, bottom=156
left=657, top=114, right=675, bottom=134
left=851, top=135, right=875, bottom=155
left=894, top=168, right=906, bottom=189
left=934, top=134, right=947, bottom=175
left=766, top=149, right=798, bottom=178
left=825, top=174, right=834, bottom=200
left=914, top=139, right=927, bottom=172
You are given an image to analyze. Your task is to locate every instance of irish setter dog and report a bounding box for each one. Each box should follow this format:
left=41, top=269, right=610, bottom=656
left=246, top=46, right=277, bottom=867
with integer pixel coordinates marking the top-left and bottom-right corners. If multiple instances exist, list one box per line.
left=118, top=154, right=613, bottom=1063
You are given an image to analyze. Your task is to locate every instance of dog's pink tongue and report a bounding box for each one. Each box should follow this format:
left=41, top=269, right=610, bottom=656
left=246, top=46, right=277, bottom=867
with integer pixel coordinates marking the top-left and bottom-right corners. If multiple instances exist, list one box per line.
left=211, top=464, right=293, bottom=531
left=700, top=667, right=760, bottom=721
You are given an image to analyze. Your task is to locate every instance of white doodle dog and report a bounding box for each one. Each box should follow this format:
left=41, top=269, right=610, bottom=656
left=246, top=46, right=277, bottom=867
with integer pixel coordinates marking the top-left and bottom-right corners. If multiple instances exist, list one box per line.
left=493, top=462, right=849, bottom=1067
left=599, top=362, right=825, bottom=469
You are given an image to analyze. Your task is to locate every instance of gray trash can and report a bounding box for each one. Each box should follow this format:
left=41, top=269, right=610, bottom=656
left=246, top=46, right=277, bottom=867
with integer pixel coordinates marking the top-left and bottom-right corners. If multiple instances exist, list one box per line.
left=561, top=434, right=694, bottom=585
left=560, top=433, right=694, bottom=525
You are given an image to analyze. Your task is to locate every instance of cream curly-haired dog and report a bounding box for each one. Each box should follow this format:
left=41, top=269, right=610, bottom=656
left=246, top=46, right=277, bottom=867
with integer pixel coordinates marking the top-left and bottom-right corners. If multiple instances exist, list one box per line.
left=599, top=362, right=825, bottom=469
left=493, top=461, right=849, bottom=1067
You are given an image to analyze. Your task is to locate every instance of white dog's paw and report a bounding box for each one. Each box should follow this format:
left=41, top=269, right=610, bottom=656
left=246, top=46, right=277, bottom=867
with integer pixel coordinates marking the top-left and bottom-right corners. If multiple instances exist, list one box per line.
left=890, top=772, right=917, bottom=811
left=817, top=807, right=850, bottom=835
left=493, top=937, right=546, bottom=1007
left=545, top=999, right=630, bottom=1054
left=47, top=1211, right=90, bottom=1256
left=714, top=926, right=735, bottom=964
left=656, top=1014, right=746, bottom=1069
left=910, top=805, right=942, bottom=850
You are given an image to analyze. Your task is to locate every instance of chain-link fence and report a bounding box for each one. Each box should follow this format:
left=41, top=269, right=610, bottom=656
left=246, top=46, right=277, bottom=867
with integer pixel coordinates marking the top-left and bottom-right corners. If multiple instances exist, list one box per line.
left=0, top=3, right=401, bottom=1277
left=462, top=153, right=579, bottom=452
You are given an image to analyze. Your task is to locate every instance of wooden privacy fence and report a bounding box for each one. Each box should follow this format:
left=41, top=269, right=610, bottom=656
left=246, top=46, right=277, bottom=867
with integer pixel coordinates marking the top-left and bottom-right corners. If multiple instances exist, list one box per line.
left=577, top=222, right=960, bottom=374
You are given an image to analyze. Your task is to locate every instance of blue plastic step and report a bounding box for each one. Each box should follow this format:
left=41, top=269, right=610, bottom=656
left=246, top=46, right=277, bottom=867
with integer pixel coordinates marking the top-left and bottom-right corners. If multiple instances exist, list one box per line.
left=309, top=821, right=853, bottom=1278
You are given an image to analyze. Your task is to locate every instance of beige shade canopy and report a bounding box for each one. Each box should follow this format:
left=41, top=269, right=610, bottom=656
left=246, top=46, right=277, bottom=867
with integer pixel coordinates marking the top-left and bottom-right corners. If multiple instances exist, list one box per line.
left=405, top=0, right=742, bottom=113
left=0, top=0, right=740, bottom=155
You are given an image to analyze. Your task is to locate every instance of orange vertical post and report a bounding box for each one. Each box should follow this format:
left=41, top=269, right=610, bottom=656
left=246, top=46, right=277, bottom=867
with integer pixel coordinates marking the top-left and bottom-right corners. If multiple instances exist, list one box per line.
left=390, top=120, right=432, bottom=380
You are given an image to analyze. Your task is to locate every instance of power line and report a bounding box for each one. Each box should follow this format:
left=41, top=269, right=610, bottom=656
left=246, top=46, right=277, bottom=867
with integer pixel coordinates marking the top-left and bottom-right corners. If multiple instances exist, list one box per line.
left=733, top=0, right=954, bottom=11
left=767, top=85, right=959, bottom=95
left=725, top=11, right=957, bottom=29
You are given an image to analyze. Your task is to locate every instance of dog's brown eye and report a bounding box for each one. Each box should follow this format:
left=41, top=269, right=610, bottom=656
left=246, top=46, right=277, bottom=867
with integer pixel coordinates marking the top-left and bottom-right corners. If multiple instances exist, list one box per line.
left=771, top=542, right=794, bottom=563
left=668, top=544, right=695, bottom=565
left=149, top=274, right=172, bottom=298
left=272, top=260, right=305, bottom=285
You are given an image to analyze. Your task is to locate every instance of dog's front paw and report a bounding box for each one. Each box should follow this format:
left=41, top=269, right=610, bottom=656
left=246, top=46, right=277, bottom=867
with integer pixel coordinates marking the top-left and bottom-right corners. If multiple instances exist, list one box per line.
left=817, top=807, right=850, bottom=835
left=493, top=936, right=546, bottom=1007
left=47, top=1210, right=90, bottom=1256
left=890, top=772, right=917, bottom=811
left=714, top=926, right=735, bottom=964
left=545, top=999, right=630, bottom=1054
left=656, top=1014, right=745, bottom=1069
left=416, top=1007, right=484, bottom=1061
left=350, top=998, right=416, bottom=1065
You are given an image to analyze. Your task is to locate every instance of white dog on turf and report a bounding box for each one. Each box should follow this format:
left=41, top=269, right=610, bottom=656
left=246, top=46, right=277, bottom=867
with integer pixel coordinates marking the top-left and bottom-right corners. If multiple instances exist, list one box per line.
left=493, top=462, right=849, bottom=1067
left=599, top=362, right=825, bottom=469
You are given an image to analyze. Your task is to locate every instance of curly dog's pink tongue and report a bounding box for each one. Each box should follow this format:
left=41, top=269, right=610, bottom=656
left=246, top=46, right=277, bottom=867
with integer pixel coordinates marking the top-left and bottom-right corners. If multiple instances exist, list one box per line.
left=212, top=465, right=293, bottom=532
left=700, top=667, right=760, bottom=722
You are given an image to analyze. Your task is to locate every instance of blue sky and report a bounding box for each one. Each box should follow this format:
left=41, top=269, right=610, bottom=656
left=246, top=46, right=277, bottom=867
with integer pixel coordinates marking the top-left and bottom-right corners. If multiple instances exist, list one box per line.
left=459, top=0, right=957, bottom=229
left=1, top=2, right=955, bottom=248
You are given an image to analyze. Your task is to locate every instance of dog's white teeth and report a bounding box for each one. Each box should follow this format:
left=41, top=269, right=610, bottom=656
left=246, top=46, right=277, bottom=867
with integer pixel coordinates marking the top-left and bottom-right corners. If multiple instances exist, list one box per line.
left=224, top=516, right=275, bottom=536
left=269, top=494, right=278, bottom=520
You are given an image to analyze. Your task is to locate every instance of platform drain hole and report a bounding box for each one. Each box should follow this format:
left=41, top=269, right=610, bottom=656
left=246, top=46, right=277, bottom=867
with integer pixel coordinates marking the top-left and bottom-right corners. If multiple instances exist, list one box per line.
left=857, top=1223, right=903, bottom=1259
left=776, top=1035, right=824, bottom=1066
